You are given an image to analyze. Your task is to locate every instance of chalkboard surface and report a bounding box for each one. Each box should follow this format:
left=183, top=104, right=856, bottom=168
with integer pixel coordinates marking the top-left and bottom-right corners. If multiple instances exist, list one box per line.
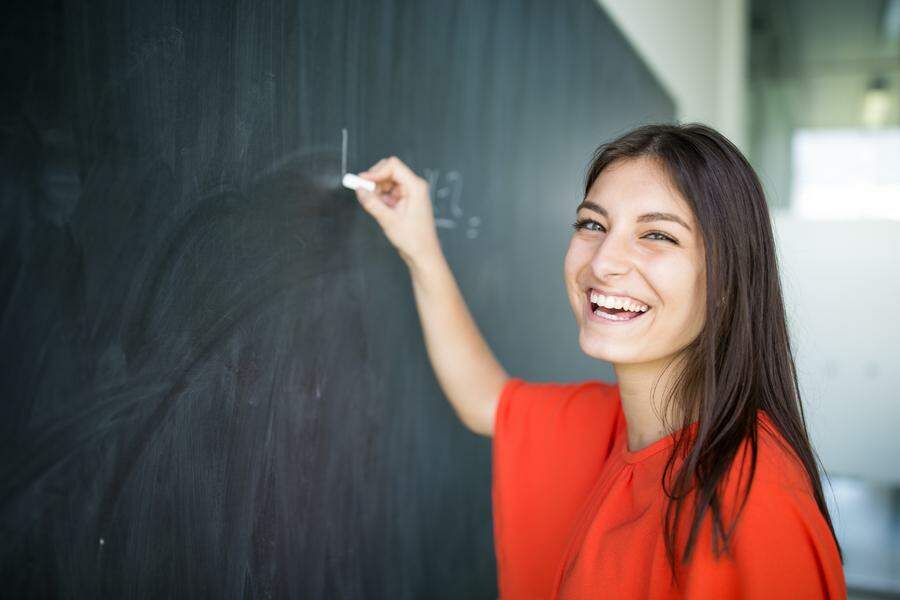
left=0, top=0, right=673, bottom=597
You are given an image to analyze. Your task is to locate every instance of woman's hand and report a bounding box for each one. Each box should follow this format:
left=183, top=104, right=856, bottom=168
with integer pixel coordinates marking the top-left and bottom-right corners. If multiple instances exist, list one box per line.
left=354, top=156, right=442, bottom=270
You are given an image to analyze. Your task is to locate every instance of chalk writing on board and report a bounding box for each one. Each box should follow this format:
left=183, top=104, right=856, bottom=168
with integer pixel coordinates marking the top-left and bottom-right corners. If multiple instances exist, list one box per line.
left=422, top=168, right=482, bottom=239
left=341, top=128, right=348, bottom=176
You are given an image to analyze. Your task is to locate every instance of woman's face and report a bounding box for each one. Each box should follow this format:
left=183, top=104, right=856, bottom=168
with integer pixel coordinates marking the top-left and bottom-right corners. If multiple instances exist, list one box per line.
left=563, top=156, right=707, bottom=365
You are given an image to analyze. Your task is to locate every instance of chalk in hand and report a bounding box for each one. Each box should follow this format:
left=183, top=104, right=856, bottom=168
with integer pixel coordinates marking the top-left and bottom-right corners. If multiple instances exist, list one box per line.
left=342, top=173, right=376, bottom=192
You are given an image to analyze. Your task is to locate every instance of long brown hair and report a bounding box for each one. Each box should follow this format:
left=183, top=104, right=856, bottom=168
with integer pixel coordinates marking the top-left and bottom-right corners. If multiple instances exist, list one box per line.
left=582, top=123, right=842, bottom=582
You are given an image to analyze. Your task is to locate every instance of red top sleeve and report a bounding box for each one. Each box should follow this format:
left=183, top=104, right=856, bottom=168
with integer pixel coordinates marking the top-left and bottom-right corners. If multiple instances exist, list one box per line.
left=492, top=377, right=621, bottom=599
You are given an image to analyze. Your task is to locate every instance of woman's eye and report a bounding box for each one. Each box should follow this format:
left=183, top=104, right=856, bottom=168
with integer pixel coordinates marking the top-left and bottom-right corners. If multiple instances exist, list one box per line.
left=571, top=218, right=603, bottom=232
left=645, top=231, right=677, bottom=244
left=571, top=219, right=678, bottom=244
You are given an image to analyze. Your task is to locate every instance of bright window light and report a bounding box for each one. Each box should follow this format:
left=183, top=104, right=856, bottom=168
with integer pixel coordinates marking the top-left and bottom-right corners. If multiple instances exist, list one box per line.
left=791, top=128, right=900, bottom=220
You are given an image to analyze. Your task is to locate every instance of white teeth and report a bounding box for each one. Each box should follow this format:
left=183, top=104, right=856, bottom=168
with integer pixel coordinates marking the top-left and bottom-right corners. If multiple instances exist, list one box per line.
left=589, top=290, right=649, bottom=312
left=593, top=308, right=631, bottom=321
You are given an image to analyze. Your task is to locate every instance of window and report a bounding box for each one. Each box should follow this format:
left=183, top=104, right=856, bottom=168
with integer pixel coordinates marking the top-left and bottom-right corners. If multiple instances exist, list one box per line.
left=791, top=128, right=900, bottom=220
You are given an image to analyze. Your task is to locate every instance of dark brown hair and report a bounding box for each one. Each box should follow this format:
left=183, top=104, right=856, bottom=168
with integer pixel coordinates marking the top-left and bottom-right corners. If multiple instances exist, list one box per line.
left=583, top=123, right=842, bottom=583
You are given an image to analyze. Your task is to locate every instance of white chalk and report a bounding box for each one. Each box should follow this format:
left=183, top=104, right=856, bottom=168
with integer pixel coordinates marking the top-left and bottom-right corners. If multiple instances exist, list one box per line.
left=342, top=173, right=376, bottom=192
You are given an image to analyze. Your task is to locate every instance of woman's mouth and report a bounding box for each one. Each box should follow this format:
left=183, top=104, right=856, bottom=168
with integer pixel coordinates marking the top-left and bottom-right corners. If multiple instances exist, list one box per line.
left=585, top=290, right=652, bottom=325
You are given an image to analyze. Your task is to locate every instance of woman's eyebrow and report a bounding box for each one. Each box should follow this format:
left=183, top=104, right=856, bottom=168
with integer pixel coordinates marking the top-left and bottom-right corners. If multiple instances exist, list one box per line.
left=576, top=200, right=692, bottom=233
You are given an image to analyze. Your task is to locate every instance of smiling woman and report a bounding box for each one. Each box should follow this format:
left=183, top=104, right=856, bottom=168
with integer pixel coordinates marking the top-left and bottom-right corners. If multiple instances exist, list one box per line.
left=564, top=155, right=707, bottom=371
left=352, top=124, right=847, bottom=599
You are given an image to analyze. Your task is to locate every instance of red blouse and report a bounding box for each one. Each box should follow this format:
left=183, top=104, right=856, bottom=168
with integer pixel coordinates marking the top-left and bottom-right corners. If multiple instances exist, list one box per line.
left=491, top=377, right=847, bottom=599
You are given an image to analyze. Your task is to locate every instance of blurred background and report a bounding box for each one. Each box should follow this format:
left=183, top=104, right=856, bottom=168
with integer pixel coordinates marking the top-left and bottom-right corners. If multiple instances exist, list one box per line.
left=598, top=0, right=899, bottom=596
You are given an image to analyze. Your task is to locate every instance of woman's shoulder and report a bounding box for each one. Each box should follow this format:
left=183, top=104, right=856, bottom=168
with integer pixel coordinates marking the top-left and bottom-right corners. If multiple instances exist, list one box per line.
left=699, top=410, right=836, bottom=549
left=494, top=377, right=622, bottom=451
left=745, top=410, right=820, bottom=496
left=707, top=410, right=821, bottom=512
left=497, top=376, right=621, bottom=424
left=712, top=410, right=840, bottom=561
left=679, top=410, right=846, bottom=597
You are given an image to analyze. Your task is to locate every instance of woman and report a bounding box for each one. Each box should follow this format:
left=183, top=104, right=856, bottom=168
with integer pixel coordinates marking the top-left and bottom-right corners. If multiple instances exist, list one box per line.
left=352, top=123, right=846, bottom=599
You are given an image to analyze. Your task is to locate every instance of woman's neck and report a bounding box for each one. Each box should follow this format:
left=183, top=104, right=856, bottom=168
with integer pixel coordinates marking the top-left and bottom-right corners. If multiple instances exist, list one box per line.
left=614, top=355, right=686, bottom=452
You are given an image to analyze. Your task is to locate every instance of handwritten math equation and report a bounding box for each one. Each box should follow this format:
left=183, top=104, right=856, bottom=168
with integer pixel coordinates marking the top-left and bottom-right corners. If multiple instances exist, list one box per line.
left=421, top=169, right=481, bottom=239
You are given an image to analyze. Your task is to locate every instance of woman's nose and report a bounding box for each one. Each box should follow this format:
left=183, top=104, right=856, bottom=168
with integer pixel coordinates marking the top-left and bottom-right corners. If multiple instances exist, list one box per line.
left=589, top=233, right=632, bottom=278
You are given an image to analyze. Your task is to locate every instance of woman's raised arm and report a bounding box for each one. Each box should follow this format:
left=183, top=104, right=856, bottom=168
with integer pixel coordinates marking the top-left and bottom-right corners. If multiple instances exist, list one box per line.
left=352, top=157, right=509, bottom=437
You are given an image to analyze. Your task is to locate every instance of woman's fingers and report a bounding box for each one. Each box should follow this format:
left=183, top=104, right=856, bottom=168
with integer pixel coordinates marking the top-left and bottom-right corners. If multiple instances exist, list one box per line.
left=354, top=186, right=393, bottom=226
left=361, top=156, right=421, bottom=190
left=356, top=157, right=426, bottom=213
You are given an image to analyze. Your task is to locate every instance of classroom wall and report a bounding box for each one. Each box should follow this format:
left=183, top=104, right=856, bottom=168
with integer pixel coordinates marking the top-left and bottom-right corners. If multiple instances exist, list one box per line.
left=597, top=0, right=748, bottom=152
left=773, top=214, right=900, bottom=485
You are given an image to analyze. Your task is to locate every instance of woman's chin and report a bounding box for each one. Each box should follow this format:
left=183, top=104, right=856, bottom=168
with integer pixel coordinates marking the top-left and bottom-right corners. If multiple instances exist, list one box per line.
left=578, top=329, right=642, bottom=364
left=578, top=330, right=615, bottom=362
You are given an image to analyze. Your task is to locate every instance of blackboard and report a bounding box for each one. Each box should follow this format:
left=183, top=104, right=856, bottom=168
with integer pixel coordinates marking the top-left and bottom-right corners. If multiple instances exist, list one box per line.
left=0, top=0, right=674, bottom=597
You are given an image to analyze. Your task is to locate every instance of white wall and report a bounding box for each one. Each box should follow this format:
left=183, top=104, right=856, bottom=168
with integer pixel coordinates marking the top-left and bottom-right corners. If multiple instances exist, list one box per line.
left=596, top=0, right=748, bottom=153
left=773, top=213, right=900, bottom=484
